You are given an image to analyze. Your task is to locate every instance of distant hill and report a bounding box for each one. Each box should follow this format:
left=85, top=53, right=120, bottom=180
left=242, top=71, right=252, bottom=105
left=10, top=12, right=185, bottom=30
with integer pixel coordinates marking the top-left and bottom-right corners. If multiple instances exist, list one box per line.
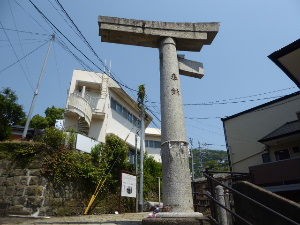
left=190, top=149, right=229, bottom=179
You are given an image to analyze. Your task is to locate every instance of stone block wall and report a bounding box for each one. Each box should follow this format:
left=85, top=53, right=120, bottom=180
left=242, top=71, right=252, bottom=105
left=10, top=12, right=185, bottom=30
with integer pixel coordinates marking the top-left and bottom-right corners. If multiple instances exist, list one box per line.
left=0, top=159, right=86, bottom=216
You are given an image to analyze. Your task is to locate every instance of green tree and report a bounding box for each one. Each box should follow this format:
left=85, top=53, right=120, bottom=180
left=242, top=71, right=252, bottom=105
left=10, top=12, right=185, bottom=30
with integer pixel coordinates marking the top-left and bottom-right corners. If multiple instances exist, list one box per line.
left=30, top=114, right=48, bottom=129
left=45, top=106, right=64, bottom=127
left=0, top=88, right=26, bottom=140
left=144, top=154, right=162, bottom=201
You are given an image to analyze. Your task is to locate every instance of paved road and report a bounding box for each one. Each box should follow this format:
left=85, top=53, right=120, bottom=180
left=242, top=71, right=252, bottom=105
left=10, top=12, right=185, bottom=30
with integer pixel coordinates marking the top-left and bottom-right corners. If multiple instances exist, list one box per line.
left=0, top=212, right=149, bottom=225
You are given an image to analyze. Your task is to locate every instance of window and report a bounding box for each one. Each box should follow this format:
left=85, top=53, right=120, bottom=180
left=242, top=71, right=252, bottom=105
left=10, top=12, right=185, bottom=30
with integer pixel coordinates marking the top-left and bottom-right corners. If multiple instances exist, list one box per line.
left=111, top=98, right=117, bottom=110
left=154, top=141, right=161, bottom=148
left=274, top=149, right=290, bottom=161
left=261, top=153, right=271, bottom=163
left=145, top=140, right=161, bottom=148
left=110, top=97, right=140, bottom=128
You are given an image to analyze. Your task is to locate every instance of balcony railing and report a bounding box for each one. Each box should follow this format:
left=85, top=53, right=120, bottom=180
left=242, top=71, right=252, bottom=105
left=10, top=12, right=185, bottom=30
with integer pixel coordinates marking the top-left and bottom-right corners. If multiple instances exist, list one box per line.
left=67, top=93, right=92, bottom=125
left=249, top=157, right=300, bottom=186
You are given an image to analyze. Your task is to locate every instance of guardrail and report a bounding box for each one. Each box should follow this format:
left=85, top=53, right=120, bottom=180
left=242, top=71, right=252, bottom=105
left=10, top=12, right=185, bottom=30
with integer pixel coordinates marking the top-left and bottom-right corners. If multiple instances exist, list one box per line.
left=193, top=170, right=299, bottom=225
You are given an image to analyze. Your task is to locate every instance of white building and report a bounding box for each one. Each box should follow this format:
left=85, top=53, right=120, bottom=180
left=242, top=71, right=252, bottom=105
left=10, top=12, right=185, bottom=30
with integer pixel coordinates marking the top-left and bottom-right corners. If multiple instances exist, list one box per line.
left=64, top=69, right=152, bottom=154
left=145, top=127, right=162, bottom=162
left=222, top=39, right=300, bottom=201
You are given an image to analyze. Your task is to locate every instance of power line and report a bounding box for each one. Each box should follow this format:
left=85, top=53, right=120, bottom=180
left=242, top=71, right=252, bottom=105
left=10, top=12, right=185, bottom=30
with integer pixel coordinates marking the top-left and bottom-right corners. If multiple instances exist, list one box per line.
left=54, top=0, right=138, bottom=93
left=8, top=0, right=32, bottom=89
left=0, top=39, right=49, bottom=74
left=0, top=27, right=50, bottom=36
left=0, top=22, right=34, bottom=90
left=28, top=0, right=137, bottom=96
left=14, top=0, right=50, bottom=33
left=184, top=95, right=285, bottom=106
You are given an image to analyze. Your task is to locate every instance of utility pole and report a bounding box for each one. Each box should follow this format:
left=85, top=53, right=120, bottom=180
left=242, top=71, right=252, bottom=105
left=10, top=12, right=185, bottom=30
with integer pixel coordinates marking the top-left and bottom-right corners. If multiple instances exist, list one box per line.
left=137, top=84, right=145, bottom=212
left=135, top=132, right=139, bottom=213
left=22, top=34, right=55, bottom=139
left=157, top=177, right=161, bottom=206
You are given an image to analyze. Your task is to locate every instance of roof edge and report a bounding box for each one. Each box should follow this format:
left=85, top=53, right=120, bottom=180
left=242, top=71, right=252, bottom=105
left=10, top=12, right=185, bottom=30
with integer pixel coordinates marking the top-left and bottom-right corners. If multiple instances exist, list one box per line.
left=221, top=91, right=300, bottom=122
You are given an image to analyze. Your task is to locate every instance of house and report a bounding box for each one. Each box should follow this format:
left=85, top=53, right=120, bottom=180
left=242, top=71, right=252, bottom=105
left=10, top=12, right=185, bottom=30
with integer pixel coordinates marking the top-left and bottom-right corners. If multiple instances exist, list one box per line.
left=222, top=39, right=300, bottom=201
left=145, top=127, right=161, bottom=162
left=64, top=69, right=152, bottom=156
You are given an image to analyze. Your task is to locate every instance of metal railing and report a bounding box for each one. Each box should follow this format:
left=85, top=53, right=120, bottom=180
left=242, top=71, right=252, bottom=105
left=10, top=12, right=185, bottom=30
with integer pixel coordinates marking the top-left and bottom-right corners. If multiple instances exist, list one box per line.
left=193, top=170, right=299, bottom=225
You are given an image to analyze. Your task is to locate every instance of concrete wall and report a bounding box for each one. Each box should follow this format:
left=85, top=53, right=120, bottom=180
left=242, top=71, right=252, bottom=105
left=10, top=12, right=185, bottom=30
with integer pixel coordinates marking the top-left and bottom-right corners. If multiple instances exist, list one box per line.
left=106, top=91, right=141, bottom=148
left=232, top=181, right=300, bottom=225
left=223, top=94, right=300, bottom=172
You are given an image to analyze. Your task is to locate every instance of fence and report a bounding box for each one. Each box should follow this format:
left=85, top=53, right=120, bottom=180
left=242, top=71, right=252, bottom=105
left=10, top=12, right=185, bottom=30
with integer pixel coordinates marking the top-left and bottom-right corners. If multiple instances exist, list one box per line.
left=193, top=170, right=299, bottom=225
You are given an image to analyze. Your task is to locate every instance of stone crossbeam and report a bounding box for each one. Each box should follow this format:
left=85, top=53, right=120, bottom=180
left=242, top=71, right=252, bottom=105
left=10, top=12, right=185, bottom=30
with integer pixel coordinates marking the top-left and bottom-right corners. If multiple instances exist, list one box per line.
left=99, top=16, right=219, bottom=51
left=178, top=55, right=204, bottom=79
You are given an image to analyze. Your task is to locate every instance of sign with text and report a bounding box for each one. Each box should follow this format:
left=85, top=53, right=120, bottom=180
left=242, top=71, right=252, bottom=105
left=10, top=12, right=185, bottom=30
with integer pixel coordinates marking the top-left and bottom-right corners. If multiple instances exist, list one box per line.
left=121, top=173, right=136, bottom=198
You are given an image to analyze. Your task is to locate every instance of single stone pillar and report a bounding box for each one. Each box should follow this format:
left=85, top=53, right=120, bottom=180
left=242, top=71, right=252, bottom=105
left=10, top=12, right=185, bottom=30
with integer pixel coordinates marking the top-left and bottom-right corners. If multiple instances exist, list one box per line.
left=215, top=185, right=228, bottom=225
left=159, top=37, right=193, bottom=212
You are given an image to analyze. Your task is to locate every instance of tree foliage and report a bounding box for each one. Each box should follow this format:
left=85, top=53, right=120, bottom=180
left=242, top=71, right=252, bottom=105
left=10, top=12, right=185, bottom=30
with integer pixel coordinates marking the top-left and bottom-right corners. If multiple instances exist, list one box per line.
left=144, top=154, right=162, bottom=201
left=190, top=149, right=229, bottom=179
left=30, top=114, right=49, bottom=129
left=44, top=106, right=65, bottom=127
left=0, top=87, right=26, bottom=140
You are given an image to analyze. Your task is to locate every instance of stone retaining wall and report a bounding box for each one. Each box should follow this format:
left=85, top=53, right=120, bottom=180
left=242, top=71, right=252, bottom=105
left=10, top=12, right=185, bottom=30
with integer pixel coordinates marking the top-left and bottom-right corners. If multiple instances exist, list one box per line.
left=0, top=159, right=85, bottom=216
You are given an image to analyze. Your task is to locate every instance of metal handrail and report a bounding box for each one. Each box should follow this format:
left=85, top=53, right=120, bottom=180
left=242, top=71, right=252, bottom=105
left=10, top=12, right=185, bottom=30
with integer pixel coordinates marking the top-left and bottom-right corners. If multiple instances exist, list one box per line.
left=204, top=192, right=252, bottom=225
left=203, top=171, right=300, bottom=225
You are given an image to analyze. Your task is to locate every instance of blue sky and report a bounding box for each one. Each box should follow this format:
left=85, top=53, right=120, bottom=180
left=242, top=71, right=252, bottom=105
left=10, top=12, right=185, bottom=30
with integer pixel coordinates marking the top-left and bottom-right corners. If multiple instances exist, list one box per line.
left=0, top=0, right=299, bottom=150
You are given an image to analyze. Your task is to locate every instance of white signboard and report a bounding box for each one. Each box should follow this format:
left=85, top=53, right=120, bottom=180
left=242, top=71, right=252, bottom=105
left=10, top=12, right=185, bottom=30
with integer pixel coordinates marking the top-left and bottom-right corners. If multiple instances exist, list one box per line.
left=121, top=173, right=136, bottom=198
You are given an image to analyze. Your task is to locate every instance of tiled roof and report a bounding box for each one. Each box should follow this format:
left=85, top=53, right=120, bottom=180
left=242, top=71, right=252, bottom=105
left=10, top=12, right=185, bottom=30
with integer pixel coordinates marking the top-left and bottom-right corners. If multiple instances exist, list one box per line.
left=259, top=120, right=300, bottom=142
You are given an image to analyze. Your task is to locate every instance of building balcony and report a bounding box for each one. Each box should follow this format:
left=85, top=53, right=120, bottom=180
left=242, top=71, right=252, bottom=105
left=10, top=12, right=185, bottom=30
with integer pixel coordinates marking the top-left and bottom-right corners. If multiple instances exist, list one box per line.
left=67, top=93, right=93, bottom=126
left=249, top=157, right=300, bottom=187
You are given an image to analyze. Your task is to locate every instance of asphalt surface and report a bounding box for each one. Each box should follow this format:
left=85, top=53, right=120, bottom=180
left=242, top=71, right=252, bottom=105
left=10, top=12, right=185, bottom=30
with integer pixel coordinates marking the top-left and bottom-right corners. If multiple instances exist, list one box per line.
left=0, top=212, right=149, bottom=225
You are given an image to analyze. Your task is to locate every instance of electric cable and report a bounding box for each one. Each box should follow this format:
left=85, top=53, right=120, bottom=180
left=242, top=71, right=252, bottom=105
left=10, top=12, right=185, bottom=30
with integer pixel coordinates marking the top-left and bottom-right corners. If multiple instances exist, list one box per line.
left=0, top=39, right=49, bottom=74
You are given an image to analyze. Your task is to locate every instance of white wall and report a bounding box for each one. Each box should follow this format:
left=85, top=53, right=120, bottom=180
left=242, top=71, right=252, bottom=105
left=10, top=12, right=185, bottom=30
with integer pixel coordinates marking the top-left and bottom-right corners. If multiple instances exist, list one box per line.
left=76, top=133, right=100, bottom=153
left=105, top=91, right=141, bottom=148
left=224, top=94, right=300, bottom=172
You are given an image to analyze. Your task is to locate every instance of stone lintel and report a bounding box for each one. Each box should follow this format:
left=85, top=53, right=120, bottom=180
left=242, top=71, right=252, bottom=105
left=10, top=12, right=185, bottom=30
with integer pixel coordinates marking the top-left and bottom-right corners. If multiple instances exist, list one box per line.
left=99, top=16, right=219, bottom=52
left=178, top=56, right=204, bottom=79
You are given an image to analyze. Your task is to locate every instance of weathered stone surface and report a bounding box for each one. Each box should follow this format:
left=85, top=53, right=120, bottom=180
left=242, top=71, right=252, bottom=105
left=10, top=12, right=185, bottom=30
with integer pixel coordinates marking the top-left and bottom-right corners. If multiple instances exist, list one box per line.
left=99, top=16, right=219, bottom=51
left=14, top=169, right=26, bottom=176
left=26, top=196, right=43, bottom=208
left=159, top=37, right=194, bottom=212
left=6, top=177, right=14, bottom=186
left=19, top=176, right=29, bottom=185
left=178, top=56, right=204, bottom=79
left=8, top=205, right=31, bottom=215
left=0, top=177, right=5, bottom=186
left=12, top=196, right=27, bottom=205
left=29, top=169, right=41, bottom=176
left=28, top=160, right=42, bottom=169
left=25, top=186, right=43, bottom=196
left=15, top=186, right=25, bottom=196
left=29, top=176, right=40, bottom=186
left=5, top=186, right=15, bottom=196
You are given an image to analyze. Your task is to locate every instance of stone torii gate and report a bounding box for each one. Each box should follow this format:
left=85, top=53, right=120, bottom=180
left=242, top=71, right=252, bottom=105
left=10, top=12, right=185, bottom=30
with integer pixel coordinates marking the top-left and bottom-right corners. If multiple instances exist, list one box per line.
left=98, top=16, right=219, bottom=216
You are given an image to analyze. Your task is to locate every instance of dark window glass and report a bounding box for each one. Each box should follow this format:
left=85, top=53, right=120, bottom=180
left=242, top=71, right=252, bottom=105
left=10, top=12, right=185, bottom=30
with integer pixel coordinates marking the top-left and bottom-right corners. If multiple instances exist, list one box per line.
left=261, top=153, right=271, bottom=163
left=122, top=107, right=128, bottom=118
left=155, top=141, right=161, bottom=148
left=111, top=98, right=117, bottom=110
left=274, top=149, right=290, bottom=161
left=128, top=113, right=133, bottom=123
left=116, top=103, right=122, bottom=114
